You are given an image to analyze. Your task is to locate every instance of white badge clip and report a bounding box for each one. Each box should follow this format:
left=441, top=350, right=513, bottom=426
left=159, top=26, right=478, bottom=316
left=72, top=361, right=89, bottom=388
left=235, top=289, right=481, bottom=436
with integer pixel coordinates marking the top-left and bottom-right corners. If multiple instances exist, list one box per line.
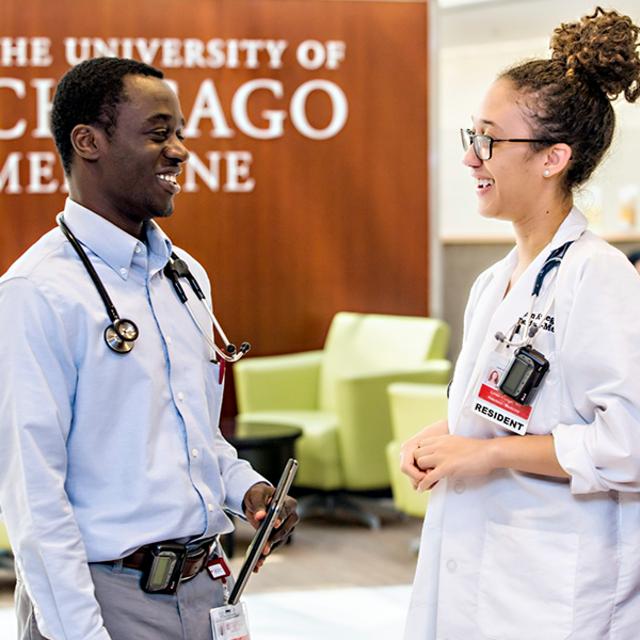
left=210, top=602, right=251, bottom=640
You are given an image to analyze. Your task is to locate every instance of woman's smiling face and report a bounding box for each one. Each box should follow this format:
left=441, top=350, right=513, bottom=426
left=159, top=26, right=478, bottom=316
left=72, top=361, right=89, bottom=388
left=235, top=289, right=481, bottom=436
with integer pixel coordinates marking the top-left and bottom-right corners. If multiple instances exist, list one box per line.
left=462, top=79, right=547, bottom=224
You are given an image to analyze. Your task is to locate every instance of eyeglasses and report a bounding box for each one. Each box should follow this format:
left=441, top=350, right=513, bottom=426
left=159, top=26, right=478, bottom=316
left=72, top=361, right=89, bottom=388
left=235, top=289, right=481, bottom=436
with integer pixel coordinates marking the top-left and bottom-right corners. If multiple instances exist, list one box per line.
left=460, top=128, right=558, bottom=161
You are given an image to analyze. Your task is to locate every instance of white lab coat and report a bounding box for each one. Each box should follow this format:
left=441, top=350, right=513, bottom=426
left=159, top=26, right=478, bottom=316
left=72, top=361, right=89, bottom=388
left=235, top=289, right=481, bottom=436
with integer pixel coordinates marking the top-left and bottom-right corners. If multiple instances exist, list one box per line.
left=405, top=207, right=640, bottom=640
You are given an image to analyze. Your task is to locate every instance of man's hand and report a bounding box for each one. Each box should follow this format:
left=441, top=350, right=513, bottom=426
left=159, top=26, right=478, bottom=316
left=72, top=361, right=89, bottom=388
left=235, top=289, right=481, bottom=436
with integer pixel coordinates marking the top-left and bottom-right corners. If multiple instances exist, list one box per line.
left=242, top=482, right=299, bottom=571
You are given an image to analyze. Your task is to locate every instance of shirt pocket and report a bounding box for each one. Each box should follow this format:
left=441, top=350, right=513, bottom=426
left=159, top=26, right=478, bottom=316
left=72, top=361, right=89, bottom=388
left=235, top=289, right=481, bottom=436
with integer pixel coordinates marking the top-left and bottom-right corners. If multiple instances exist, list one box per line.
left=477, top=521, right=578, bottom=640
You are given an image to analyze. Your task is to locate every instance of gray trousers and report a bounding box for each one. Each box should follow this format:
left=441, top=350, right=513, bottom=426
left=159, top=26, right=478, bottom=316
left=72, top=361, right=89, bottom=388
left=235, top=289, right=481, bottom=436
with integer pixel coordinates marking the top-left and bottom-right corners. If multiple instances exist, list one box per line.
left=15, top=560, right=228, bottom=640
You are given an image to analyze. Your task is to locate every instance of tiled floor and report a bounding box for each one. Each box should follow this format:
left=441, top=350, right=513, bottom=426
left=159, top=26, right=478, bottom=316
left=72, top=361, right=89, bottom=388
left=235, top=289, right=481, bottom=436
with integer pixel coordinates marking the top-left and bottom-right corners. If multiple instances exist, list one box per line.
left=0, top=585, right=412, bottom=639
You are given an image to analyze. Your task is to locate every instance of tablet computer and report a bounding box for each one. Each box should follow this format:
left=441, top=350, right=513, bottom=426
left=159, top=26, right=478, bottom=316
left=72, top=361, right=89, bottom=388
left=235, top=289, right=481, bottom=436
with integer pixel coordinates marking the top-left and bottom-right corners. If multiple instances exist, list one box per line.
left=228, top=458, right=298, bottom=605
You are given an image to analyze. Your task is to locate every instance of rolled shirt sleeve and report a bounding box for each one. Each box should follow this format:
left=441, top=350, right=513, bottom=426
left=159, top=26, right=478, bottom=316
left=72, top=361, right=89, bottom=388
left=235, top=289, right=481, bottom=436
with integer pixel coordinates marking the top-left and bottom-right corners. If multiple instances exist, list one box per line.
left=552, top=245, right=640, bottom=494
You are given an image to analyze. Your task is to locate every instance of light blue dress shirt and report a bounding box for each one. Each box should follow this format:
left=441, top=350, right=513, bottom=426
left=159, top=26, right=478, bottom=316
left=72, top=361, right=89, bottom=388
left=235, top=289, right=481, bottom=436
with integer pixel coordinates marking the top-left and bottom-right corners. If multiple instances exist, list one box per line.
left=0, top=198, right=265, bottom=640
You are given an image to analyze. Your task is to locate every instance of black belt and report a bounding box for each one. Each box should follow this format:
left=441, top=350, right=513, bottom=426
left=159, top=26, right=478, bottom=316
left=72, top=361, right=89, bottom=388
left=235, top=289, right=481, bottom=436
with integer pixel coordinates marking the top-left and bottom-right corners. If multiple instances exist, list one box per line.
left=95, top=536, right=219, bottom=586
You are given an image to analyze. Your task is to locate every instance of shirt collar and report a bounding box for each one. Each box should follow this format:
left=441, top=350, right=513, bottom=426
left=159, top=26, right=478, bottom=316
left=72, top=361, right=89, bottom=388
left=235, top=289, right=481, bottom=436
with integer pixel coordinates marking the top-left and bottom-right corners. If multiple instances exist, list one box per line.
left=59, top=198, right=173, bottom=279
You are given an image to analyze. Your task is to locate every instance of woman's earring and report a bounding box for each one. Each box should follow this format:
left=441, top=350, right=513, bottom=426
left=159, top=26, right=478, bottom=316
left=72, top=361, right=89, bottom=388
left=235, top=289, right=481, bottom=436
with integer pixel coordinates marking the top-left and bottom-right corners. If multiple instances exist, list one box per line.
left=543, top=169, right=550, bottom=177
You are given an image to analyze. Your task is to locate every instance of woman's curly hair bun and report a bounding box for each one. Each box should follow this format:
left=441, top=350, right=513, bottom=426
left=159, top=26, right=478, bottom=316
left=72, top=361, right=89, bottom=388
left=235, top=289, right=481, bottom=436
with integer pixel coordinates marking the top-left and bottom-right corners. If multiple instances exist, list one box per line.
left=551, top=6, right=640, bottom=102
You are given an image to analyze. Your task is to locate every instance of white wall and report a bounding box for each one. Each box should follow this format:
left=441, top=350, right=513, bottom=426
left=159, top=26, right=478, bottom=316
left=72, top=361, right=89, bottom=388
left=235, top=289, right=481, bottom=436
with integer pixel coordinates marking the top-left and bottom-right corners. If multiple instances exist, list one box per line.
left=437, top=0, right=640, bottom=241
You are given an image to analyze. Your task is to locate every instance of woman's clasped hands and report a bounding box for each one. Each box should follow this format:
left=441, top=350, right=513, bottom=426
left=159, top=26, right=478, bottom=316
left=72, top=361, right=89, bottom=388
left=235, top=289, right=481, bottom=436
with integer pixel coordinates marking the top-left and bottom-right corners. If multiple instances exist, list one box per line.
left=400, top=418, right=495, bottom=493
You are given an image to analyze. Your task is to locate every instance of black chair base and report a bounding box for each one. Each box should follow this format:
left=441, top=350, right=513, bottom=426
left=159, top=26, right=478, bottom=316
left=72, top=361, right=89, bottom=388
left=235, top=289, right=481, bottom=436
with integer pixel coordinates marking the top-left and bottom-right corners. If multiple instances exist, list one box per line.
left=296, top=492, right=400, bottom=530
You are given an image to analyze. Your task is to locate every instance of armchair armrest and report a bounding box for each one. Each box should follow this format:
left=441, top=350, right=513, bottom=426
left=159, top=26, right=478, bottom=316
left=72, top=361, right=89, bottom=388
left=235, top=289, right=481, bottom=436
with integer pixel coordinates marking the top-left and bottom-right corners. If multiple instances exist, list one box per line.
left=333, top=360, right=452, bottom=490
left=234, top=351, right=323, bottom=412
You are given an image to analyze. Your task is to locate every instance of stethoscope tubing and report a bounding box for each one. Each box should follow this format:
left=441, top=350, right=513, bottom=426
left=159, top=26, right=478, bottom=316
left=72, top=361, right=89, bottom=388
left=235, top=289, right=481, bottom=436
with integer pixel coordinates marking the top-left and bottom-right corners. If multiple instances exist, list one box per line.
left=58, top=216, right=121, bottom=324
left=163, top=253, right=250, bottom=362
left=496, top=240, right=574, bottom=349
left=57, top=217, right=249, bottom=361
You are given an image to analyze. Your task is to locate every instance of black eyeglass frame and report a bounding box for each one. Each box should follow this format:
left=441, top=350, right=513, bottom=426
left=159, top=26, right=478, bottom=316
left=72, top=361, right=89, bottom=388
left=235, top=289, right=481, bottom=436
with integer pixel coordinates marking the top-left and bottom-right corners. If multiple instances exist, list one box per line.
left=460, top=128, right=559, bottom=161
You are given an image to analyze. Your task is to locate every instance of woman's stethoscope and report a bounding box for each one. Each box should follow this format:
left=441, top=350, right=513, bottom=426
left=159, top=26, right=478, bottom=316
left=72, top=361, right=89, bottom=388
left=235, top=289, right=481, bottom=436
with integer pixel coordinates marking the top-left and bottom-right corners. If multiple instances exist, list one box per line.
left=57, top=216, right=250, bottom=361
left=494, top=240, right=573, bottom=348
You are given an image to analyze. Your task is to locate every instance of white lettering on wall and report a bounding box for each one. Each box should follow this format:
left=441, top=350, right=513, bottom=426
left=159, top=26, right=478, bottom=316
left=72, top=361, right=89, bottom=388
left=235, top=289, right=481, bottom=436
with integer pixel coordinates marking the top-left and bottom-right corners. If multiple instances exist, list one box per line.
left=183, top=79, right=234, bottom=139
left=26, top=151, right=59, bottom=194
left=0, top=38, right=53, bottom=67
left=296, top=40, right=346, bottom=70
left=0, top=78, right=27, bottom=140
left=183, top=151, right=255, bottom=193
left=0, top=152, right=23, bottom=194
left=290, top=80, right=348, bottom=140
left=31, top=78, right=55, bottom=139
left=0, top=33, right=348, bottom=194
left=61, top=37, right=290, bottom=69
left=232, top=79, right=286, bottom=140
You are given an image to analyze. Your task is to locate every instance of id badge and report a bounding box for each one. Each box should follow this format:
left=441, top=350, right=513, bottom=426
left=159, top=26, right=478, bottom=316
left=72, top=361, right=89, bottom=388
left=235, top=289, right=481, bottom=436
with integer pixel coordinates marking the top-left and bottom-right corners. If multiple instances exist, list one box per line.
left=210, top=602, right=250, bottom=640
left=471, top=350, right=540, bottom=435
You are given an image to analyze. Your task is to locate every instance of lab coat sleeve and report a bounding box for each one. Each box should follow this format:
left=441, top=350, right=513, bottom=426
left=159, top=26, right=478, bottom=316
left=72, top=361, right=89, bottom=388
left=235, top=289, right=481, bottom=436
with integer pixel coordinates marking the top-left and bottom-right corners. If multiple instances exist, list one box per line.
left=552, top=246, right=640, bottom=494
left=0, top=277, right=111, bottom=640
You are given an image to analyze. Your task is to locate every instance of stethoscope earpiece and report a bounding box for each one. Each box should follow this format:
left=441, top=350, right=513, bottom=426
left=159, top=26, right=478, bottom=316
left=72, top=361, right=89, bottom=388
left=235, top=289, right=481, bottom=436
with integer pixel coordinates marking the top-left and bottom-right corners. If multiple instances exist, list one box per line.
left=104, top=318, right=139, bottom=354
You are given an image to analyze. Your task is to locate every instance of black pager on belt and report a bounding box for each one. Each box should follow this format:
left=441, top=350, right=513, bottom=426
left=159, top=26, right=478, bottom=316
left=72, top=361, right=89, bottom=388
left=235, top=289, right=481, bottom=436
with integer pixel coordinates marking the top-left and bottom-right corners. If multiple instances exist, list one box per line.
left=498, top=345, right=549, bottom=405
left=141, top=542, right=187, bottom=595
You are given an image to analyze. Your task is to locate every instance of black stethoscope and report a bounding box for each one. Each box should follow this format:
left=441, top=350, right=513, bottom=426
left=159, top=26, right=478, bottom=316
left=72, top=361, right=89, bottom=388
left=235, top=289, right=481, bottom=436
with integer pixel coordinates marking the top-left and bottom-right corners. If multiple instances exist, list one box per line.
left=57, top=216, right=250, bottom=361
left=495, top=240, right=574, bottom=348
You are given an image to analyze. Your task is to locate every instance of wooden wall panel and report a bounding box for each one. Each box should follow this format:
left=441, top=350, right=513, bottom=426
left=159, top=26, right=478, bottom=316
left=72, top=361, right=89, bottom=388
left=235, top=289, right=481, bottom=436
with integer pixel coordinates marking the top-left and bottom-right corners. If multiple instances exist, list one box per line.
left=0, top=0, right=429, bottom=417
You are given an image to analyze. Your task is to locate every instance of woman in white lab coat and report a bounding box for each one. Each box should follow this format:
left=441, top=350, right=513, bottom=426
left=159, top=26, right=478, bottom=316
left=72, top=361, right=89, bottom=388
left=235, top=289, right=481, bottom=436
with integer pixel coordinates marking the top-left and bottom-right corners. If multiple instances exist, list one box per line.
left=402, top=8, right=640, bottom=640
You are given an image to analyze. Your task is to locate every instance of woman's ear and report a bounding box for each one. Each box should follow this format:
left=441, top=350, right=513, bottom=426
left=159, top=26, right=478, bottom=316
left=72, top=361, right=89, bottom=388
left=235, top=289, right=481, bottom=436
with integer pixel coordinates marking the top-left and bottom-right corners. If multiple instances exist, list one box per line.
left=542, top=143, right=572, bottom=178
left=70, top=125, right=103, bottom=162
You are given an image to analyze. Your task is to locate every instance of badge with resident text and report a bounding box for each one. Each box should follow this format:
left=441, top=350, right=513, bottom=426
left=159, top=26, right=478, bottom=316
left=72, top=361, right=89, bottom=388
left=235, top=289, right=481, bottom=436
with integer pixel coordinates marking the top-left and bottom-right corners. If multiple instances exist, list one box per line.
left=211, top=602, right=250, bottom=640
left=471, top=350, right=540, bottom=435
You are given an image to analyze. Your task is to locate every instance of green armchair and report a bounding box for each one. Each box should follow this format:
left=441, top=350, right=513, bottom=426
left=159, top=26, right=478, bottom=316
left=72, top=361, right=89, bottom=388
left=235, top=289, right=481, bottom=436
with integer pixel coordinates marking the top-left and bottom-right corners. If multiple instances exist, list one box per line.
left=235, top=312, right=451, bottom=525
left=386, top=382, right=449, bottom=518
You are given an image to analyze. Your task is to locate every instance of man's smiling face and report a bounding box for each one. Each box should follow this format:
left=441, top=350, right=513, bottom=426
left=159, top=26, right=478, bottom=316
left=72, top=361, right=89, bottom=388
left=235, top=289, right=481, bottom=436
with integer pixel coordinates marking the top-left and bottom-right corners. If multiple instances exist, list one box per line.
left=94, top=74, right=189, bottom=234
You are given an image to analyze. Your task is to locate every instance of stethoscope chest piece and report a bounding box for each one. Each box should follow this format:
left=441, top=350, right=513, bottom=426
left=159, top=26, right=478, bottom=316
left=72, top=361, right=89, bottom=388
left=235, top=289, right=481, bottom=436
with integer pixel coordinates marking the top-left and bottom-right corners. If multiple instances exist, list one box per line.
left=105, top=318, right=139, bottom=354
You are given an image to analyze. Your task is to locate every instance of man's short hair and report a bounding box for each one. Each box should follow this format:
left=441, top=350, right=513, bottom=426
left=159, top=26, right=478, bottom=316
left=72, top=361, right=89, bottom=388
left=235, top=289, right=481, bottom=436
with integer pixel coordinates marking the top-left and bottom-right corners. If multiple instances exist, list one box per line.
left=50, top=57, right=164, bottom=176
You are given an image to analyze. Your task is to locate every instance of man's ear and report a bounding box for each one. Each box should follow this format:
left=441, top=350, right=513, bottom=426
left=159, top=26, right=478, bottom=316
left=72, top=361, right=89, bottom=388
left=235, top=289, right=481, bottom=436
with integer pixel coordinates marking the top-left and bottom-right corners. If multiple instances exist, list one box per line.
left=542, top=143, right=572, bottom=178
left=70, top=124, right=104, bottom=162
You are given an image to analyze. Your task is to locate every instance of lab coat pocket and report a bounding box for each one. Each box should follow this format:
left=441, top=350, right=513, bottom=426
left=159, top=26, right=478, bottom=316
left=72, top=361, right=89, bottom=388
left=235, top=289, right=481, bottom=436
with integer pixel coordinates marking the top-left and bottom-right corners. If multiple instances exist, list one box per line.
left=477, top=522, right=578, bottom=640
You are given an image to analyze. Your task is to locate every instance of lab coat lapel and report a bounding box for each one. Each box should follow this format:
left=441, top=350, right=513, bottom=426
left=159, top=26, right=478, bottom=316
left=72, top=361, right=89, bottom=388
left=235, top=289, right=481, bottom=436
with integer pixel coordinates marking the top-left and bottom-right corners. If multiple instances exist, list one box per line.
left=450, top=208, right=587, bottom=435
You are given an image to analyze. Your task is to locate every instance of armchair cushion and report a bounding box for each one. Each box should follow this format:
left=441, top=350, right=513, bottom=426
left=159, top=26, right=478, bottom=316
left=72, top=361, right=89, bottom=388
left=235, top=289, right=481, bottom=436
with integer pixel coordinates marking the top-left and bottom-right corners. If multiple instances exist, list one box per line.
left=236, top=411, right=342, bottom=490
left=234, top=351, right=323, bottom=412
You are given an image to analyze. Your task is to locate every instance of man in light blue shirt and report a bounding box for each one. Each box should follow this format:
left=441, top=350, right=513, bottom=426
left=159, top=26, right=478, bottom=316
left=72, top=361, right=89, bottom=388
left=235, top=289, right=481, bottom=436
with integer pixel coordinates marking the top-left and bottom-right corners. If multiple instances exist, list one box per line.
left=0, top=57, right=298, bottom=640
